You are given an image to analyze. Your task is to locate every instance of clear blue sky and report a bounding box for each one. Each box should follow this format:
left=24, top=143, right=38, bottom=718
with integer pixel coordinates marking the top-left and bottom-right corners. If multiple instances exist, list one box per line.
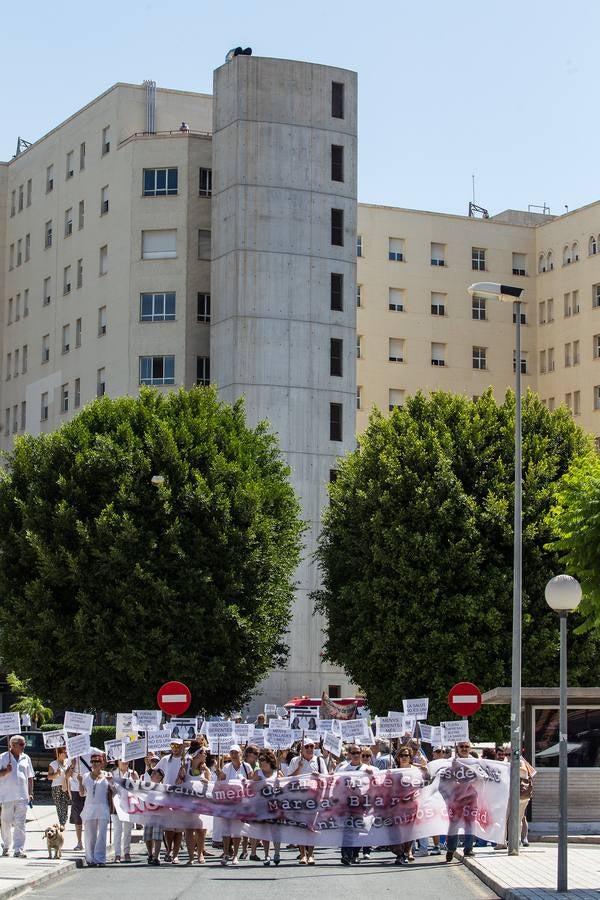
left=3, top=0, right=598, bottom=218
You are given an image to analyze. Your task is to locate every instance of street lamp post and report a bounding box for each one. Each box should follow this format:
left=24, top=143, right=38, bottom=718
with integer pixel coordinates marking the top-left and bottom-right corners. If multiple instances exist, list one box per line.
left=468, top=281, right=525, bottom=855
left=545, top=574, right=582, bottom=893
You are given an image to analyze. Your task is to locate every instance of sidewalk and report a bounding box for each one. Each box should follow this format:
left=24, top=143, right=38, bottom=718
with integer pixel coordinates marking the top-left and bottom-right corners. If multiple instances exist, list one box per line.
left=0, top=803, right=82, bottom=899
left=457, top=843, right=600, bottom=899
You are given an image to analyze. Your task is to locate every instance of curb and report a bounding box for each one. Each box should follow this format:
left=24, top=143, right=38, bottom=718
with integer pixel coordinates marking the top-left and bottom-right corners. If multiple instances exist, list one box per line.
left=0, top=860, right=77, bottom=900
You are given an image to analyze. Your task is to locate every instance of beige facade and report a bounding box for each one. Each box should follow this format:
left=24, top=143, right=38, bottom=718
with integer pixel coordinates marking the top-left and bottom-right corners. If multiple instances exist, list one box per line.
left=357, top=202, right=600, bottom=445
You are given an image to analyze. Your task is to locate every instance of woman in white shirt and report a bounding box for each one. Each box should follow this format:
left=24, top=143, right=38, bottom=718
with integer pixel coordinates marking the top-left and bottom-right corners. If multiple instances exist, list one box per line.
left=217, top=745, right=253, bottom=866
left=110, top=760, right=138, bottom=862
left=47, top=748, right=70, bottom=827
left=77, top=752, right=112, bottom=867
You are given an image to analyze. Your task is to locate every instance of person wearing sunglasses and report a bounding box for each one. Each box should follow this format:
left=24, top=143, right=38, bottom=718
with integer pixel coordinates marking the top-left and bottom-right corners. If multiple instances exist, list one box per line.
left=250, top=749, right=281, bottom=866
left=0, top=735, right=34, bottom=859
left=77, top=752, right=112, bottom=867
left=185, top=747, right=211, bottom=865
left=391, top=746, right=424, bottom=865
left=155, top=739, right=188, bottom=864
left=286, top=741, right=326, bottom=865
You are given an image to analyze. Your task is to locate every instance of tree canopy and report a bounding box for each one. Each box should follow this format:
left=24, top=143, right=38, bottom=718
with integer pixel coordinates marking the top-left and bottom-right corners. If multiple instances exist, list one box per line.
left=315, top=389, right=600, bottom=736
left=0, top=388, right=303, bottom=714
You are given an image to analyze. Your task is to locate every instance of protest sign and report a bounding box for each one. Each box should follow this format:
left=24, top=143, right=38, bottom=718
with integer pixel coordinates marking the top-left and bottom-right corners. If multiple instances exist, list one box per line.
left=43, top=729, right=67, bottom=749
left=289, top=708, right=319, bottom=731
left=133, top=710, right=162, bottom=730
left=64, top=711, right=93, bottom=734
left=267, top=719, right=291, bottom=733
left=441, top=720, right=470, bottom=744
left=234, top=724, right=255, bottom=745
left=252, top=731, right=265, bottom=748
left=339, top=719, right=370, bottom=741
left=265, top=727, right=294, bottom=751
left=206, top=721, right=234, bottom=740
left=402, top=715, right=416, bottom=738
left=323, top=730, right=343, bottom=757
left=418, top=724, right=440, bottom=744
left=169, top=718, right=198, bottom=740
left=116, top=713, right=137, bottom=741
left=121, top=737, right=147, bottom=762
left=104, top=739, right=123, bottom=762
left=375, top=715, right=405, bottom=739
left=0, top=712, right=21, bottom=737
left=146, top=731, right=173, bottom=754
left=264, top=704, right=277, bottom=716
left=66, top=732, right=91, bottom=759
left=403, top=698, right=429, bottom=720
left=318, top=719, right=334, bottom=734
left=276, top=707, right=288, bottom=718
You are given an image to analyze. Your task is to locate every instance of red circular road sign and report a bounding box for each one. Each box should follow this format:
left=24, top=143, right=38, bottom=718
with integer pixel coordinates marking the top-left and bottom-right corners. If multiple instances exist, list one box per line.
left=157, top=681, right=192, bottom=716
left=448, top=681, right=482, bottom=717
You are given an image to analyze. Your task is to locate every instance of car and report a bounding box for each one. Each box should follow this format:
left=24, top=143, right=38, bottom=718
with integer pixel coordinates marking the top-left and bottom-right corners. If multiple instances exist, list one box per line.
left=17, top=731, right=57, bottom=777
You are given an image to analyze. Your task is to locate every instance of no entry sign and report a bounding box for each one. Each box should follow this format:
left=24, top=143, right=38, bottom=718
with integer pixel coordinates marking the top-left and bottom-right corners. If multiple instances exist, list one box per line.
left=157, top=681, right=192, bottom=716
left=448, top=681, right=482, bottom=717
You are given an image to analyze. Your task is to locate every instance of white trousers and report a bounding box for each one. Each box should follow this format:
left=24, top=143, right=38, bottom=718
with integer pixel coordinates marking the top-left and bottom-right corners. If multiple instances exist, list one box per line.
left=111, top=815, right=132, bottom=856
left=84, top=818, right=108, bottom=864
left=1, top=799, right=28, bottom=852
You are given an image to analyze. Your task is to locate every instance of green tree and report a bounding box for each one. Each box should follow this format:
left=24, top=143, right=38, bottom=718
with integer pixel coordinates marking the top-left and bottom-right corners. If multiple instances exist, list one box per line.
left=315, top=389, right=600, bottom=737
left=548, top=451, right=600, bottom=631
left=0, top=388, right=303, bottom=714
left=6, top=673, right=53, bottom=726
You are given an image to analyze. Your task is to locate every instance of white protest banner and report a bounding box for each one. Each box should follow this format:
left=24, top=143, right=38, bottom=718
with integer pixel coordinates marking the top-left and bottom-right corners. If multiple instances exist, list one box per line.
left=199, top=719, right=207, bottom=735
left=264, top=704, right=277, bottom=716
left=375, top=715, right=405, bottom=739
left=66, top=732, right=91, bottom=759
left=116, top=713, right=137, bottom=741
left=403, top=698, right=429, bottom=720
left=289, top=708, right=319, bottom=731
left=133, top=710, right=162, bottom=730
left=121, top=737, right=147, bottom=762
left=265, top=728, right=293, bottom=751
left=206, top=721, right=234, bottom=740
left=0, top=712, right=21, bottom=737
left=169, top=718, right=198, bottom=740
left=323, top=731, right=343, bottom=757
left=104, top=739, right=123, bottom=762
left=64, top=711, right=93, bottom=734
left=43, top=729, right=67, bottom=749
left=339, top=719, right=370, bottom=741
left=234, top=724, right=255, bottom=745
left=146, top=731, right=173, bottom=754
left=441, top=720, right=470, bottom=744
left=21, top=714, right=31, bottom=728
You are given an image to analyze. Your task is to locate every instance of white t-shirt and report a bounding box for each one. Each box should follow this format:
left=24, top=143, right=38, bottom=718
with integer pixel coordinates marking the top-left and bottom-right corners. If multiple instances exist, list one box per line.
left=68, top=755, right=91, bottom=792
left=287, top=755, right=328, bottom=776
left=48, top=759, right=68, bottom=789
left=80, top=772, right=111, bottom=822
left=335, top=762, right=367, bottom=773
left=222, top=761, right=252, bottom=781
left=0, top=750, right=34, bottom=802
left=155, top=753, right=188, bottom=786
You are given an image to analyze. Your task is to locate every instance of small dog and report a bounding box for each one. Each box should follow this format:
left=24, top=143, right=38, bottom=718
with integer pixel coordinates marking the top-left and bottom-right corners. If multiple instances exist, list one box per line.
left=44, top=824, right=65, bottom=859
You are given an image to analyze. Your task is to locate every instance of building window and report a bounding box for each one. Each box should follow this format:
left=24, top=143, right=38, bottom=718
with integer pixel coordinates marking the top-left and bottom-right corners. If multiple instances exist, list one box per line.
left=45, top=220, right=52, bottom=249
left=512, top=309, right=527, bottom=325
left=63, top=266, right=71, bottom=294
left=46, top=165, right=53, bottom=193
left=97, top=367, right=106, bottom=397
left=42, top=334, right=50, bottom=363
left=198, top=229, right=211, bottom=260
left=66, top=150, right=74, bottom=179
left=329, top=403, right=342, bottom=441
left=590, top=236, right=599, bottom=256
left=431, top=292, right=446, bottom=316
left=431, top=242, right=446, bottom=266
left=7, top=298, right=13, bottom=325
left=513, top=351, right=527, bottom=374
left=26, top=179, right=32, bottom=207
left=74, top=378, right=81, bottom=409
left=61, top=384, right=69, bottom=414
left=98, top=306, right=107, bottom=336
left=13, top=349, right=19, bottom=378
left=41, top=392, right=49, bottom=422
left=62, top=324, right=70, bottom=354
left=9, top=245, right=14, bottom=270
left=77, top=258, right=83, bottom=288
left=197, top=292, right=211, bottom=323
left=4, top=409, right=9, bottom=435
left=140, top=229, right=175, bottom=259
left=18, top=184, right=23, bottom=212
left=388, top=237, right=404, bottom=262
left=12, top=406, right=18, bottom=435
left=573, top=339, right=580, bottom=366
left=139, top=356, right=175, bottom=386
left=356, top=284, right=362, bottom=307
left=5, top=353, right=11, bottom=381
left=512, top=252, right=527, bottom=276
left=472, top=346, right=487, bottom=370
left=594, top=335, right=600, bottom=359
left=199, top=168, right=212, bottom=197
left=331, top=81, right=344, bottom=119
left=15, top=294, right=20, bottom=321
left=329, top=273, right=344, bottom=311
left=10, top=191, right=15, bottom=216
left=431, top=342, right=446, bottom=366
left=22, top=345, right=27, bottom=374
left=80, top=142, right=86, bottom=171
left=472, top=247, right=486, bottom=271
left=472, top=295, right=487, bottom=320
left=539, top=350, right=546, bottom=374
left=564, top=292, right=572, bottom=317
left=101, top=186, right=109, bottom=214
left=389, top=388, right=404, bottom=411
left=548, top=347, right=555, bottom=371
left=75, top=318, right=82, bottom=348
left=356, top=335, right=362, bottom=359
left=547, top=298, right=554, bottom=321
left=331, top=145, right=344, bottom=182
left=23, top=289, right=29, bottom=317
left=20, top=401, right=26, bottom=431
left=356, top=386, right=362, bottom=410
left=25, top=233, right=30, bottom=261
left=331, top=209, right=344, bottom=246
left=329, top=469, right=338, bottom=483
left=102, top=126, right=110, bottom=155
left=196, top=356, right=210, bottom=387
left=389, top=288, right=404, bottom=312
left=16, top=239, right=22, bottom=266
left=43, top=277, right=51, bottom=306
left=78, top=200, right=85, bottom=230
left=140, top=292, right=176, bottom=322
left=573, top=289, right=580, bottom=314
left=356, top=235, right=363, bottom=257
left=564, top=343, right=572, bottom=367
left=330, top=338, right=343, bottom=377
left=572, top=241, right=579, bottom=262
left=143, top=168, right=178, bottom=197
left=538, top=301, right=546, bottom=324
left=574, top=390, right=581, bottom=416
left=389, top=338, right=404, bottom=363
left=99, top=245, right=108, bottom=275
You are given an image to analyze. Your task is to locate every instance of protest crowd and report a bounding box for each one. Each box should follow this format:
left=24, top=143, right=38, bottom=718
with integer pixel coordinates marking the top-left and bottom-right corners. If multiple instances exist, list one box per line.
left=0, top=700, right=536, bottom=871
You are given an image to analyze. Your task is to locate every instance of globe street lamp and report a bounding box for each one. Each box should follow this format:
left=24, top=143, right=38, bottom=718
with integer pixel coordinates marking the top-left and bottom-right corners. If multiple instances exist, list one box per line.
left=545, top=574, right=582, bottom=892
left=468, top=281, right=525, bottom=855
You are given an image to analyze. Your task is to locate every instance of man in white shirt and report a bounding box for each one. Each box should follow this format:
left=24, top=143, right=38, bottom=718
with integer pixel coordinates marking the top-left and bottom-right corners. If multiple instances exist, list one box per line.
left=0, top=735, right=34, bottom=857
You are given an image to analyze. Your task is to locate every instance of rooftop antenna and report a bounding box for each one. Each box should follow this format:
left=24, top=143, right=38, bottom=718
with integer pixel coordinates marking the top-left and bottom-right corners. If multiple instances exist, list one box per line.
left=468, top=174, right=489, bottom=217
left=14, top=137, right=32, bottom=157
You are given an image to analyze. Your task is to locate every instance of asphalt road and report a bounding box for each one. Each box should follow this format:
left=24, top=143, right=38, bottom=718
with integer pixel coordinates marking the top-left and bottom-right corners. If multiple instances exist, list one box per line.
left=26, top=846, right=498, bottom=899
